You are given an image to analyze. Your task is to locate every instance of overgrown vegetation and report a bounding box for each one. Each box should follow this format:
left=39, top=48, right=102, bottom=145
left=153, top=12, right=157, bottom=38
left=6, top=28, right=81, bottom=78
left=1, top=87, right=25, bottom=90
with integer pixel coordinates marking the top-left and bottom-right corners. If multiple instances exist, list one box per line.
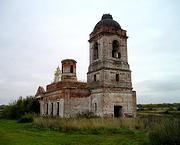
left=137, top=103, right=180, bottom=144
left=148, top=118, right=180, bottom=145
left=33, top=117, right=145, bottom=133
left=76, top=110, right=97, bottom=118
left=17, top=113, right=34, bottom=123
left=177, top=104, right=180, bottom=111
left=0, top=119, right=146, bottom=145
left=0, top=96, right=39, bottom=119
left=1, top=102, right=180, bottom=144
left=137, top=103, right=180, bottom=111
left=32, top=116, right=180, bottom=145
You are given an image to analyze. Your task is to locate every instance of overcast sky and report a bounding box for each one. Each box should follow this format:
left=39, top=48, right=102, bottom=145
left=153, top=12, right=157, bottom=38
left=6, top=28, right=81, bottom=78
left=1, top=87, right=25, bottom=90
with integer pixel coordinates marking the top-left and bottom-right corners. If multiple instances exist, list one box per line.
left=0, top=0, right=180, bottom=105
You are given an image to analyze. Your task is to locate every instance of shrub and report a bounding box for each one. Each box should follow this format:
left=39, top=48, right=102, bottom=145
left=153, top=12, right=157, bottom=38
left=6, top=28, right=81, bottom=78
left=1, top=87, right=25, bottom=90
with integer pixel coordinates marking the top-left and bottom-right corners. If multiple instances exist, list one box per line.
left=18, top=113, right=34, bottom=123
left=168, top=106, right=174, bottom=111
left=1, top=96, right=39, bottom=119
left=76, top=111, right=97, bottom=118
left=162, top=110, right=169, bottom=114
left=177, top=105, right=180, bottom=111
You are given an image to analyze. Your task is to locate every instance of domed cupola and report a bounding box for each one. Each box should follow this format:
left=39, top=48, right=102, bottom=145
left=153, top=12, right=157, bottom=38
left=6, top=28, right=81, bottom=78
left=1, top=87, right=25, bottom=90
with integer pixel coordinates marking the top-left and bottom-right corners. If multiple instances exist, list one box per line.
left=89, top=14, right=123, bottom=42
left=93, top=14, right=121, bottom=32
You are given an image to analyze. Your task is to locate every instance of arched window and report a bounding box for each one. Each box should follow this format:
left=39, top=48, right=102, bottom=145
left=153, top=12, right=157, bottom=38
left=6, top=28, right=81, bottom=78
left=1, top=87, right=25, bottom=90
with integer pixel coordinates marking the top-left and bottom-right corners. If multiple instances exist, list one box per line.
left=93, top=42, right=98, bottom=60
left=112, top=40, right=121, bottom=58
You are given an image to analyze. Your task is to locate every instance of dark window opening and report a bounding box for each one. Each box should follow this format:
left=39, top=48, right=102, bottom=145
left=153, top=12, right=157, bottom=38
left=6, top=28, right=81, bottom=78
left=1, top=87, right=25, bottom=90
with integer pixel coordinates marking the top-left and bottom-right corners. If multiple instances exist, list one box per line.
left=94, top=103, right=97, bottom=112
left=93, top=42, right=99, bottom=60
left=116, top=74, right=119, bottom=82
left=94, top=74, right=96, bottom=81
left=51, top=103, right=53, bottom=115
left=62, top=66, right=63, bottom=73
left=46, top=103, right=48, bottom=115
left=57, top=102, right=59, bottom=116
left=112, top=51, right=115, bottom=58
left=114, top=106, right=123, bottom=117
left=118, top=52, right=121, bottom=58
left=112, top=40, right=119, bottom=58
left=70, top=65, right=73, bottom=73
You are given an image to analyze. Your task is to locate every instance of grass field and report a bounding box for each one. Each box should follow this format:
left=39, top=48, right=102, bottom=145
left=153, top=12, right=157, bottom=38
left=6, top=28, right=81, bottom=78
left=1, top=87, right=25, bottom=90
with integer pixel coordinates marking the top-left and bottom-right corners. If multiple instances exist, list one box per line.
left=0, top=119, right=147, bottom=145
left=137, top=103, right=180, bottom=118
left=1, top=103, right=179, bottom=145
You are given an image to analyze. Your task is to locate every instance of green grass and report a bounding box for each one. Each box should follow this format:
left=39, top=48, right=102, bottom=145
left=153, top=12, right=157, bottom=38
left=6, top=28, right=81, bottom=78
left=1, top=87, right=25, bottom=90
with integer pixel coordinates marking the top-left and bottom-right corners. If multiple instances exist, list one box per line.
left=0, top=119, right=147, bottom=145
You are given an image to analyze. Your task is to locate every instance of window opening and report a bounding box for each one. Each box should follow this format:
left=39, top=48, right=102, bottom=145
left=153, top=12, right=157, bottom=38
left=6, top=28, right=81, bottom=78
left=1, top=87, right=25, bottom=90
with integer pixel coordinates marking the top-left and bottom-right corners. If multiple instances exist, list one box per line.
left=57, top=102, right=59, bottom=116
left=46, top=103, right=48, bottom=115
left=51, top=103, right=53, bottom=115
left=94, top=103, right=97, bottom=112
left=94, top=74, right=96, bottom=81
left=116, top=74, right=119, bottom=82
left=118, top=52, right=121, bottom=58
left=93, top=42, right=99, bottom=60
left=112, top=40, right=119, bottom=58
left=70, top=65, right=73, bottom=73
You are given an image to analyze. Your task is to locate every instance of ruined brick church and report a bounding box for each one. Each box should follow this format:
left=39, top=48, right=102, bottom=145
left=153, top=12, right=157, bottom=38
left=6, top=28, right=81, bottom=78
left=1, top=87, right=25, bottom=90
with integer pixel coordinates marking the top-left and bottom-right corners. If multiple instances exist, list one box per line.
left=35, top=14, right=136, bottom=118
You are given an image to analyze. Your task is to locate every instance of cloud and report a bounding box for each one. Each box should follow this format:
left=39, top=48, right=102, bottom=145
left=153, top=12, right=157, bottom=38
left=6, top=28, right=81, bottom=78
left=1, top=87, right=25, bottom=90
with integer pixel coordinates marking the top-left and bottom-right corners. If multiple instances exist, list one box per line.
left=0, top=0, right=180, bottom=105
left=135, top=75, right=180, bottom=103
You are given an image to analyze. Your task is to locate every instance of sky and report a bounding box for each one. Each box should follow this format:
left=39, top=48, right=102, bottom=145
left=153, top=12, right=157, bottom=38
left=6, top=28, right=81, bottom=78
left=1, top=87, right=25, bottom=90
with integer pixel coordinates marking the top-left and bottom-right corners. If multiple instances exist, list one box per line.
left=0, top=0, right=180, bottom=105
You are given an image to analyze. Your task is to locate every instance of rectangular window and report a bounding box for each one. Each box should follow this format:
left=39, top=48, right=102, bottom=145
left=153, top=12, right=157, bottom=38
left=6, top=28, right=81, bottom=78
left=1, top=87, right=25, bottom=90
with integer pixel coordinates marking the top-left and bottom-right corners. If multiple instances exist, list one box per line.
left=51, top=103, right=53, bottom=115
left=112, top=51, right=115, bottom=58
left=46, top=103, right=48, bottom=115
left=118, top=52, right=121, bottom=58
left=70, top=65, right=73, bottom=73
left=94, top=74, right=96, bottom=81
left=116, top=74, right=119, bottom=82
left=93, top=42, right=98, bottom=60
left=57, top=102, right=59, bottom=116
left=94, top=103, right=97, bottom=112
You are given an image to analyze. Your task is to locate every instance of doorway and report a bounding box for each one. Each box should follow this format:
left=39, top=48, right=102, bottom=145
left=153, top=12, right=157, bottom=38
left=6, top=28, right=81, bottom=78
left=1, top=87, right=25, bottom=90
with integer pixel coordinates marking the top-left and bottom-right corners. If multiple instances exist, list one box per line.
left=114, top=106, right=123, bottom=117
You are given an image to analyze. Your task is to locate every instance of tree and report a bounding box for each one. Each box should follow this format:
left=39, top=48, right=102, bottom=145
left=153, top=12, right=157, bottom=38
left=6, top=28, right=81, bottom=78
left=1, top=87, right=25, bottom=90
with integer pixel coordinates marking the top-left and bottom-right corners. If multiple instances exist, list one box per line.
left=1, top=96, right=39, bottom=119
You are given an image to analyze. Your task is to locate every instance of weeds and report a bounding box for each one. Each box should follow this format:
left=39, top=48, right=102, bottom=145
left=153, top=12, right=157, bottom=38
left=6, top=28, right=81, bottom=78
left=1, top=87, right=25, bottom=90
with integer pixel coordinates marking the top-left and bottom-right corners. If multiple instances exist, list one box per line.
left=148, top=118, right=180, bottom=145
left=33, top=117, right=145, bottom=133
left=33, top=116, right=180, bottom=144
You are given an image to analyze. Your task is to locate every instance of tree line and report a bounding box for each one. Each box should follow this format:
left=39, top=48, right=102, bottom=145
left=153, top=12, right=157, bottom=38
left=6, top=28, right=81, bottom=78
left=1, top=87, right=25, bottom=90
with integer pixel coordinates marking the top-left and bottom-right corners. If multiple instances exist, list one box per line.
left=0, top=96, right=39, bottom=119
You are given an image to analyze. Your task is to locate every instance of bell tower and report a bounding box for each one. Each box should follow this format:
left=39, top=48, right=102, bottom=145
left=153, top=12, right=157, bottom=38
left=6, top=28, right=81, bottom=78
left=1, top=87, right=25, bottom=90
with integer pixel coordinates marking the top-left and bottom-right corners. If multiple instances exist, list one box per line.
left=87, top=14, right=136, bottom=117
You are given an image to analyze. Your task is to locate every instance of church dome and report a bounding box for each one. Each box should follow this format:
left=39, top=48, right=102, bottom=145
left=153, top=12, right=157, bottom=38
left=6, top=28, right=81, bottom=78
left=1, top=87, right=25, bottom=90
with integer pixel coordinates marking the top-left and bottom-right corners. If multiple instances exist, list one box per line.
left=93, top=14, right=121, bottom=32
